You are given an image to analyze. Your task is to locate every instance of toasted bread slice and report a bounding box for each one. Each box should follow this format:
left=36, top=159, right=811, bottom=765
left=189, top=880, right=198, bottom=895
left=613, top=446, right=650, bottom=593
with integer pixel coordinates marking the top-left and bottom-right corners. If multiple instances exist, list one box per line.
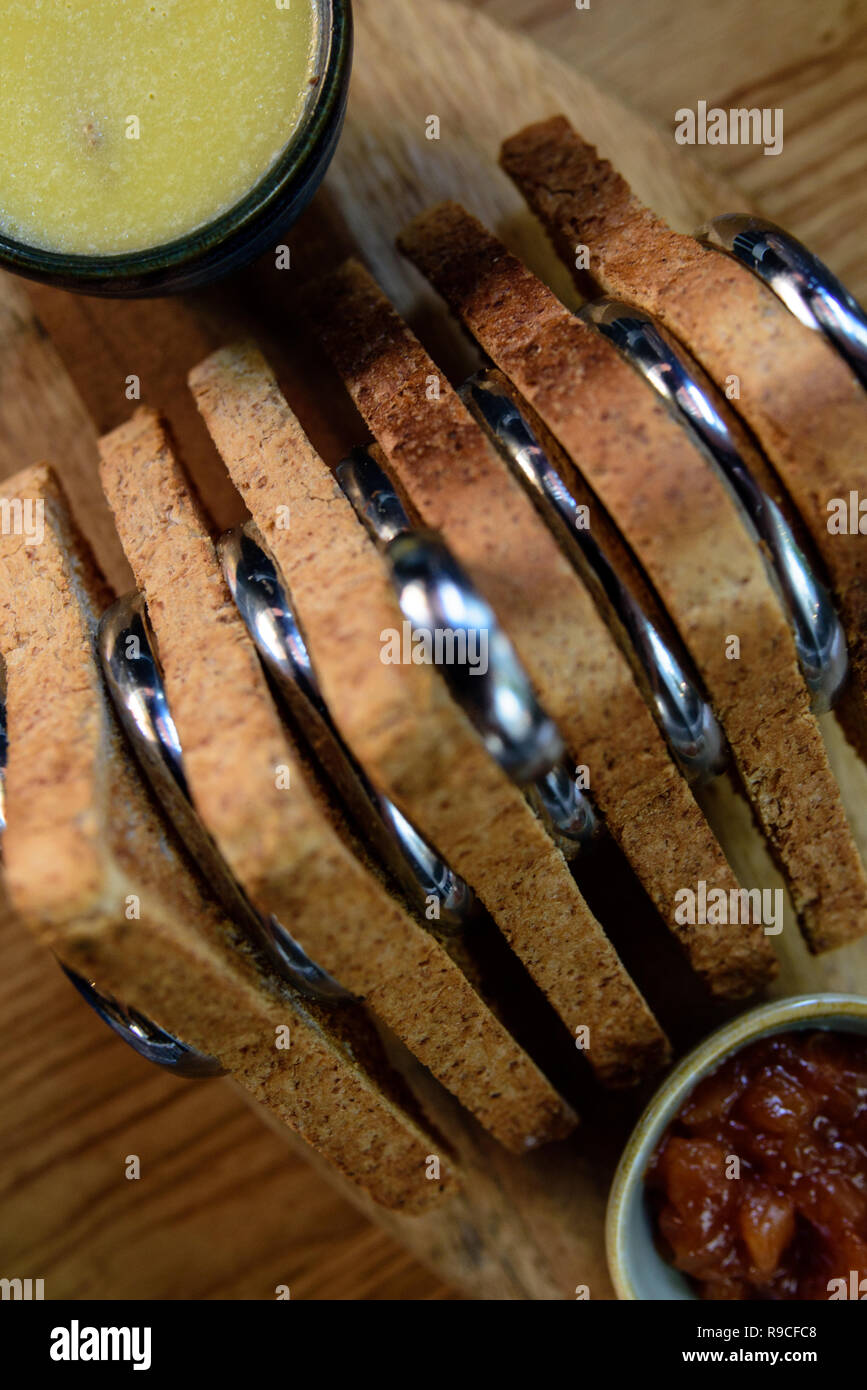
left=500, top=115, right=867, bottom=767
left=399, top=202, right=867, bottom=955
left=306, top=259, right=777, bottom=998
left=98, top=410, right=576, bottom=1147
left=0, top=463, right=453, bottom=1212
left=189, top=342, right=671, bottom=1085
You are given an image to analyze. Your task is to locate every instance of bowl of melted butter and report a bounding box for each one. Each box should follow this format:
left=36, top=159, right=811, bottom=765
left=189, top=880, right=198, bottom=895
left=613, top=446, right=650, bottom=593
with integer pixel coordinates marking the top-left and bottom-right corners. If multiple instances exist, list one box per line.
left=0, top=0, right=352, bottom=295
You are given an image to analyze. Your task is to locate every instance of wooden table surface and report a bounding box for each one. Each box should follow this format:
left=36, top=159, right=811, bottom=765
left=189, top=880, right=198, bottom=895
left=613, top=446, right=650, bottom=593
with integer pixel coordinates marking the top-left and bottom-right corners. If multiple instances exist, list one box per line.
left=1, top=0, right=864, bottom=1302
left=481, top=0, right=867, bottom=300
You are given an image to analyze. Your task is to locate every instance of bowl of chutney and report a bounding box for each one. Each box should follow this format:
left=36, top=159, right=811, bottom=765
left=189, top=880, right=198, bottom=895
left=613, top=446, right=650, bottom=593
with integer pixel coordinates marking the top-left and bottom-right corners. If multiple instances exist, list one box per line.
left=606, top=994, right=867, bottom=1300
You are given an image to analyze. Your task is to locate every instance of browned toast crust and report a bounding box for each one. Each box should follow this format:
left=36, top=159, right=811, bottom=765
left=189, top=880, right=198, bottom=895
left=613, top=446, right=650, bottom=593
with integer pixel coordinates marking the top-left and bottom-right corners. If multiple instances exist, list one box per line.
left=190, top=342, right=671, bottom=1085
left=399, top=202, right=867, bottom=955
left=98, top=411, right=577, bottom=1148
left=0, top=464, right=453, bottom=1212
left=308, top=258, right=777, bottom=998
left=500, top=115, right=867, bottom=767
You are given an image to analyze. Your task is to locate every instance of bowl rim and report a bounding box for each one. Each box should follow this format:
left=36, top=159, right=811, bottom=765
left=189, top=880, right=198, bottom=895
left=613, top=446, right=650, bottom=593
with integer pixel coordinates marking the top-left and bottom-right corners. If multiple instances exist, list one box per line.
left=605, top=991, right=867, bottom=1300
left=0, top=0, right=351, bottom=286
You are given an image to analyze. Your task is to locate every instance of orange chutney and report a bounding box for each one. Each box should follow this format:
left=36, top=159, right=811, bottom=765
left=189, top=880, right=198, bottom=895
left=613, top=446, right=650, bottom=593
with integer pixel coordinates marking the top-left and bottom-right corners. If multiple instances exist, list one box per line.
left=646, top=1031, right=867, bottom=1299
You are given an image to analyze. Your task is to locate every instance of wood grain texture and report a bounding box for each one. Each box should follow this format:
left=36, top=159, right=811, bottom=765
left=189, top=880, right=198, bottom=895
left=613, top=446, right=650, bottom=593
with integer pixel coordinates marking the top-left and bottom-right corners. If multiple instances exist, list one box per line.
left=0, top=0, right=864, bottom=1301
left=476, top=0, right=867, bottom=300
left=0, top=895, right=455, bottom=1301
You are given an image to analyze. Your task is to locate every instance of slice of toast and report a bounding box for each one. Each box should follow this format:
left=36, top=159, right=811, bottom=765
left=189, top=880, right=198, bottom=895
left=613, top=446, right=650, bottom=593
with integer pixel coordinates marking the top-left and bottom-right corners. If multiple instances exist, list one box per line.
left=98, top=410, right=576, bottom=1149
left=500, top=114, right=867, bottom=768
left=189, top=342, right=671, bottom=1086
left=0, top=463, right=454, bottom=1212
left=306, top=258, right=777, bottom=999
left=398, top=202, right=867, bottom=955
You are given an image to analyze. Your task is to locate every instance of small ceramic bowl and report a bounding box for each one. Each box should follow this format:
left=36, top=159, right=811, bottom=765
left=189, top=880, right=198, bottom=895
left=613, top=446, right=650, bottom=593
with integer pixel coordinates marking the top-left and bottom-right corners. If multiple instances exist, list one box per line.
left=606, top=992, right=867, bottom=1300
left=0, top=0, right=352, bottom=298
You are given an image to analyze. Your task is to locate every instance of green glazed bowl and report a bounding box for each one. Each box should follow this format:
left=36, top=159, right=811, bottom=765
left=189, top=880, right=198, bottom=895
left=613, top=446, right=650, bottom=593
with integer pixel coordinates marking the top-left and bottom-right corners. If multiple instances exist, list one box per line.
left=0, top=0, right=352, bottom=298
left=606, top=993, right=867, bottom=1300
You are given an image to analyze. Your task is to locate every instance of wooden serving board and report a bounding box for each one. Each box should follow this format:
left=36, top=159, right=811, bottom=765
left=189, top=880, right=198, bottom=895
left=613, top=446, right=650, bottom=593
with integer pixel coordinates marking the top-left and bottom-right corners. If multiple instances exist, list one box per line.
left=1, top=0, right=866, bottom=1300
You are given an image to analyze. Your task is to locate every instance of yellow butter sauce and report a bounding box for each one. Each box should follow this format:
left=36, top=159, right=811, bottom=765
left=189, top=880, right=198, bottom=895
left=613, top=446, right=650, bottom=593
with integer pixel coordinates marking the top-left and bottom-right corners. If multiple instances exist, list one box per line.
left=0, top=1, right=318, bottom=254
